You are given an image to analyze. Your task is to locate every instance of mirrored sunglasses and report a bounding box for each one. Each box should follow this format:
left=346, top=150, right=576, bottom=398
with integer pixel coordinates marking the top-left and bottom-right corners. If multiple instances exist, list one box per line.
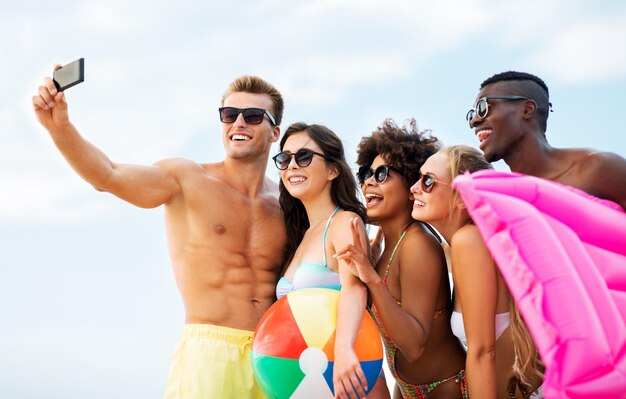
left=465, top=96, right=530, bottom=127
left=417, top=174, right=449, bottom=193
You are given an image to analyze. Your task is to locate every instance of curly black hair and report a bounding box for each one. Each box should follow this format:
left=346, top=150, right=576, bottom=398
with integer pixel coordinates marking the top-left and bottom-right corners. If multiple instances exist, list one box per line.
left=356, top=118, right=441, bottom=187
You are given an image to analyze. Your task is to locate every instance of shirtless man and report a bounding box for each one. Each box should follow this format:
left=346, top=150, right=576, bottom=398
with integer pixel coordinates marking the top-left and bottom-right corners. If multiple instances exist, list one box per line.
left=32, top=72, right=287, bottom=398
left=467, top=71, right=626, bottom=210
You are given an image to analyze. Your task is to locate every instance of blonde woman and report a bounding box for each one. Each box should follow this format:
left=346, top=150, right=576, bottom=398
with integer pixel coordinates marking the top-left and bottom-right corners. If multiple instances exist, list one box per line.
left=409, top=145, right=543, bottom=399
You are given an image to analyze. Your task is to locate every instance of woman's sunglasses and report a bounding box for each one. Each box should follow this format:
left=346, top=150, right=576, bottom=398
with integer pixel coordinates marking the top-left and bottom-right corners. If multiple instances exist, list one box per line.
left=357, top=165, right=400, bottom=185
left=417, top=174, right=449, bottom=193
left=465, top=96, right=530, bottom=127
left=219, top=107, right=276, bottom=125
left=272, top=148, right=329, bottom=170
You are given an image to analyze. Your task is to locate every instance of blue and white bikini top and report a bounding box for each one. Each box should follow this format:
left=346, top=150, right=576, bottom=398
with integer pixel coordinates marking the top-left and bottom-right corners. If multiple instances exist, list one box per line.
left=276, top=206, right=342, bottom=299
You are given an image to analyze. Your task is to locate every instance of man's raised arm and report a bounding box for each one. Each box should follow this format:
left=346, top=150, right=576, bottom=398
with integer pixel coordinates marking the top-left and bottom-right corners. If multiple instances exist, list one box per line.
left=32, top=72, right=180, bottom=209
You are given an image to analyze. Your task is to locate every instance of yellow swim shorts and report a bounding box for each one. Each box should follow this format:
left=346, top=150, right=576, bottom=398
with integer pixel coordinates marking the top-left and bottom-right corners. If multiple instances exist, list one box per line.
left=164, top=324, right=267, bottom=399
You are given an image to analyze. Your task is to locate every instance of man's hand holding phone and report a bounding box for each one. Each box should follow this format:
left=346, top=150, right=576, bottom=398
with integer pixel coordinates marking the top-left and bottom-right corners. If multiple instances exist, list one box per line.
left=53, top=58, right=84, bottom=92
left=32, top=59, right=85, bottom=132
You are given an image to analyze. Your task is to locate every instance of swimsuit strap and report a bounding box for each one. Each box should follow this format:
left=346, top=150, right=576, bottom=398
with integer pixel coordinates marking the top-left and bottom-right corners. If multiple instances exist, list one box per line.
left=322, top=206, right=341, bottom=268
left=433, top=307, right=447, bottom=320
left=383, top=221, right=414, bottom=285
left=422, top=221, right=443, bottom=244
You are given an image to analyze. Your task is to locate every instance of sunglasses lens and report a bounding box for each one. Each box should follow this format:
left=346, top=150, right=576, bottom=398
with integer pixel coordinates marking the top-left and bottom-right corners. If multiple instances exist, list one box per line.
left=466, top=109, right=475, bottom=122
left=357, top=166, right=370, bottom=185
left=220, top=107, right=239, bottom=123
left=274, top=153, right=291, bottom=170
left=220, top=108, right=267, bottom=124
left=295, top=149, right=314, bottom=167
left=243, top=109, right=265, bottom=124
left=374, top=166, right=389, bottom=184
left=422, top=175, right=435, bottom=193
left=477, top=99, right=488, bottom=118
left=275, top=149, right=319, bottom=170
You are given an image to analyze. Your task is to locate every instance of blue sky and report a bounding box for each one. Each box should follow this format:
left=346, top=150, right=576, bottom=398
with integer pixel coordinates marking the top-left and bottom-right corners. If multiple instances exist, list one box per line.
left=2, top=1, right=626, bottom=398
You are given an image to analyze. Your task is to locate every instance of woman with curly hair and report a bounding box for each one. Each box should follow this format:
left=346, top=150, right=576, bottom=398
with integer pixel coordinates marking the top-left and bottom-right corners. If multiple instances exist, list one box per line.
left=410, top=145, right=544, bottom=399
left=273, top=122, right=389, bottom=399
left=335, top=119, right=468, bottom=399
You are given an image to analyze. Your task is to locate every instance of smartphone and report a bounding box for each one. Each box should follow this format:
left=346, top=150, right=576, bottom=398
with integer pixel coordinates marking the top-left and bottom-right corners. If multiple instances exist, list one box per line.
left=53, top=58, right=85, bottom=92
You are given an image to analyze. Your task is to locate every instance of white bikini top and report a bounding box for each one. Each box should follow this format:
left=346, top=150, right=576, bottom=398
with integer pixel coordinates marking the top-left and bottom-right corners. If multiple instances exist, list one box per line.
left=450, top=310, right=510, bottom=347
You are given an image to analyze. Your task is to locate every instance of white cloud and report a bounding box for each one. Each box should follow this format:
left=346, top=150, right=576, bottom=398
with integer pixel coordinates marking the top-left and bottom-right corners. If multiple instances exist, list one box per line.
left=278, top=53, right=411, bottom=105
left=529, top=13, right=626, bottom=83
left=0, top=326, right=174, bottom=398
left=450, top=0, right=626, bottom=84
left=0, top=171, right=115, bottom=222
left=486, top=0, right=573, bottom=45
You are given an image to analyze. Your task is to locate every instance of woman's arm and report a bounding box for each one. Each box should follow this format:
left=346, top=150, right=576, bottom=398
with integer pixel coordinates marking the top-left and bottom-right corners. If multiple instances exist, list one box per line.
left=452, top=224, right=499, bottom=399
left=368, top=229, right=443, bottom=362
left=336, top=219, right=444, bottom=360
left=332, top=213, right=369, bottom=399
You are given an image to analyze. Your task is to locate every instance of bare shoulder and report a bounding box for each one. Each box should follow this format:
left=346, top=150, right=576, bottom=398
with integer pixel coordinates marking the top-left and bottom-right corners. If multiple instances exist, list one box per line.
left=154, top=157, right=213, bottom=176
left=335, top=209, right=362, bottom=223
left=401, top=223, right=442, bottom=254
left=258, top=178, right=282, bottom=215
left=262, top=177, right=280, bottom=199
left=155, top=157, right=197, bottom=169
left=154, top=159, right=229, bottom=203
left=450, top=224, right=494, bottom=280
left=573, top=150, right=626, bottom=209
left=327, top=210, right=365, bottom=245
left=579, top=150, right=626, bottom=172
left=330, top=210, right=364, bottom=234
left=264, top=176, right=280, bottom=191
left=450, top=224, right=482, bottom=248
left=398, top=223, right=445, bottom=268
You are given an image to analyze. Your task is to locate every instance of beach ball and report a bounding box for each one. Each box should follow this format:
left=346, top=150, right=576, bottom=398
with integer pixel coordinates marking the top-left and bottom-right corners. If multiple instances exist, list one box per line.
left=251, top=288, right=383, bottom=399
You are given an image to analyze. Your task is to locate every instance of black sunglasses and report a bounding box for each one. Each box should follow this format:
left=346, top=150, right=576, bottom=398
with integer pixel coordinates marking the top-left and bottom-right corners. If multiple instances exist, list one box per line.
left=417, top=174, right=449, bottom=193
left=357, top=164, right=400, bottom=185
left=465, top=96, right=530, bottom=127
left=272, top=148, right=329, bottom=170
left=219, top=107, right=277, bottom=125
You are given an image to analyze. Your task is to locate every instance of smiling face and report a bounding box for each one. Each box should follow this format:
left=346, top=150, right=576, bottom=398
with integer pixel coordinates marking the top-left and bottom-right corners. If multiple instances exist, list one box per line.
left=410, top=152, right=454, bottom=224
left=361, top=155, right=412, bottom=224
left=470, top=81, right=527, bottom=163
left=221, top=91, right=280, bottom=161
left=279, top=132, right=336, bottom=202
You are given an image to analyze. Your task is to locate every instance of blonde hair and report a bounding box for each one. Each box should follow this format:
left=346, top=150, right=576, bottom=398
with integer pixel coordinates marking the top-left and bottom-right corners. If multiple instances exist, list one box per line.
left=509, top=302, right=545, bottom=394
left=221, top=75, right=284, bottom=126
left=440, top=145, right=492, bottom=220
left=442, top=145, right=543, bottom=393
left=441, top=144, right=492, bottom=182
